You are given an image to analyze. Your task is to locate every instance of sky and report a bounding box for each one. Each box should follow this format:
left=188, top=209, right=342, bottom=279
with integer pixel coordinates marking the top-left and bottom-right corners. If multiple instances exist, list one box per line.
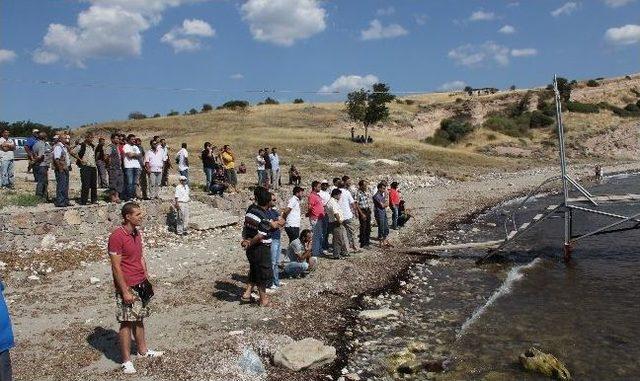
left=0, top=0, right=639, bottom=127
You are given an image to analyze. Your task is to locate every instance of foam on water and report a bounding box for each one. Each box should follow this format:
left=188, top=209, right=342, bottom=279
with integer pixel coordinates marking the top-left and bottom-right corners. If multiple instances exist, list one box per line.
left=456, top=257, right=542, bottom=339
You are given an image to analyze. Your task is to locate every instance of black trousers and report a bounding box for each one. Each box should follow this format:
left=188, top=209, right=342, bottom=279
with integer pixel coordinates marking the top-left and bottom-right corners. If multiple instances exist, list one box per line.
left=285, top=227, right=300, bottom=243
left=80, top=165, right=98, bottom=204
left=359, top=208, right=372, bottom=247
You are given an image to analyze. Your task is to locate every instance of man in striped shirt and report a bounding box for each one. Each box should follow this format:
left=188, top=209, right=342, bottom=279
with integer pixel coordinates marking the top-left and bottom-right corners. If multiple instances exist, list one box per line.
left=356, top=180, right=372, bottom=248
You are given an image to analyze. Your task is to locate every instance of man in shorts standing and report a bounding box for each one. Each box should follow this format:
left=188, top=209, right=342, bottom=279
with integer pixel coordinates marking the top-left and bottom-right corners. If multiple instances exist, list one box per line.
left=108, top=202, right=163, bottom=374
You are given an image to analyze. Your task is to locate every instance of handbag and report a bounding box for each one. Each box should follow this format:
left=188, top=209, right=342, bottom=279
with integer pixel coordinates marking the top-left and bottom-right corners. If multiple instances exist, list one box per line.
left=132, top=279, right=154, bottom=306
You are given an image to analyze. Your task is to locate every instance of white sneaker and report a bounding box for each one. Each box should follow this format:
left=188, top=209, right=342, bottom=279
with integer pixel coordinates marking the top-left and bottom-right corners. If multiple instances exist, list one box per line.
left=121, top=361, right=136, bottom=374
left=138, top=349, right=164, bottom=358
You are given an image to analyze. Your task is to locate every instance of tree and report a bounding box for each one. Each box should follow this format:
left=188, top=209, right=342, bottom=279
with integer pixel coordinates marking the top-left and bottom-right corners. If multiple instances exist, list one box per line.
left=217, top=100, right=250, bottom=110
left=189, top=108, right=198, bottom=115
left=128, top=112, right=147, bottom=120
left=464, top=86, right=473, bottom=96
left=554, top=77, right=572, bottom=103
left=510, top=85, right=516, bottom=91
left=345, top=83, right=395, bottom=143
left=293, top=98, right=304, bottom=104
left=152, top=113, right=161, bottom=118
left=263, top=97, right=279, bottom=105
left=167, top=110, right=179, bottom=116
left=202, top=103, right=213, bottom=112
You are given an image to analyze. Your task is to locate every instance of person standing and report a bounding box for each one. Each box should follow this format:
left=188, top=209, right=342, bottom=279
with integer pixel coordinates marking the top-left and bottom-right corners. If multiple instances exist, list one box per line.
left=96, top=137, right=109, bottom=188
left=240, top=187, right=282, bottom=307
left=221, top=145, right=237, bottom=192
left=389, top=181, right=401, bottom=229
left=0, top=278, right=15, bottom=381
left=266, top=193, right=284, bottom=290
left=201, top=142, right=216, bottom=190
left=373, top=182, right=391, bottom=247
left=52, top=135, right=71, bottom=207
left=256, top=149, right=266, bottom=187
left=0, top=130, right=15, bottom=189
left=269, top=147, right=281, bottom=190
left=32, top=131, right=52, bottom=201
left=108, top=202, right=164, bottom=374
left=160, top=139, right=170, bottom=187
left=123, top=135, right=142, bottom=201
left=319, top=180, right=331, bottom=252
left=24, top=129, right=39, bottom=181
left=73, top=133, right=99, bottom=205
left=174, top=176, right=190, bottom=235
left=262, top=147, right=271, bottom=188
left=326, top=189, right=348, bottom=259
left=135, top=138, right=148, bottom=200
left=307, top=181, right=325, bottom=257
left=144, top=140, right=164, bottom=200
left=175, top=143, right=189, bottom=184
left=107, top=133, right=125, bottom=202
left=338, top=179, right=359, bottom=253
left=356, top=180, right=372, bottom=249
left=283, top=186, right=304, bottom=242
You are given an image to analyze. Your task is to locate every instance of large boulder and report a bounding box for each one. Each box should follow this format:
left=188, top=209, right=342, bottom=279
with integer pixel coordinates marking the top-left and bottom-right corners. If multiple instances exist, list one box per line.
left=519, top=347, right=571, bottom=380
left=273, top=338, right=336, bottom=371
left=358, top=307, right=399, bottom=319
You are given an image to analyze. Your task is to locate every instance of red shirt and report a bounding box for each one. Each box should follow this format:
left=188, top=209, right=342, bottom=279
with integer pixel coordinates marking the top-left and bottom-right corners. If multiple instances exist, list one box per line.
left=389, top=188, right=401, bottom=206
left=307, top=192, right=325, bottom=220
left=108, top=226, right=146, bottom=286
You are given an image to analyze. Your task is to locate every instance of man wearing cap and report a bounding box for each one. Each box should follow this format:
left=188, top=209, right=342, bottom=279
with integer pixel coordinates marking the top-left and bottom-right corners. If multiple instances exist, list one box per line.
left=0, top=130, right=16, bottom=189
left=174, top=176, right=190, bottom=235
left=283, top=186, right=304, bottom=242
left=25, top=129, right=39, bottom=181
left=52, top=134, right=71, bottom=207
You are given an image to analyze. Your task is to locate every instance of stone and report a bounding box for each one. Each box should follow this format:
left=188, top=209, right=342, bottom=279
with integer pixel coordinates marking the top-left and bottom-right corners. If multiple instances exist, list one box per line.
left=89, top=277, right=101, bottom=285
left=358, top=307, right=399, bottom=320
left=237, top=348, right=265, bottom=375
left=27, top=275, right=40, bottom=281
left=39, top=234, right=57, bottom=249
left=63, top=210, right=82, bottom=225
left=519, top=347, right=571, bottom=380
left=387, top=350, right=417, bottom=374
left=344, top=373, right=360, bottom=381
left=273, top=338, right=336, bottom=371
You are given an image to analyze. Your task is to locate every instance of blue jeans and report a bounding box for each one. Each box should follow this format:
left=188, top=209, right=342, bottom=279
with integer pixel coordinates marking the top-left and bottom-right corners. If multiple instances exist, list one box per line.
left=203, top=167, right=213, bottom=188
left=0, top=160, right=14, bottom=188
left=179, top=169, right=189, bottom=184
left=54, top=169, right=69, bottom=206
left=310, top=218, right=324, bottom=257
left=35, top=166, right=49, bottom=199
left=391, top=205, right=399, bottom=229
left=124, top=168, right=139, bottom=201
left=257, top=170, right=265, bottom=186
left=284, top=261, right=309, bottom=277
left=0, top=350, right=12, bottom=381
left=375, top=208, right=389, bottom=240
left=270, top=238, right=281, bottom=287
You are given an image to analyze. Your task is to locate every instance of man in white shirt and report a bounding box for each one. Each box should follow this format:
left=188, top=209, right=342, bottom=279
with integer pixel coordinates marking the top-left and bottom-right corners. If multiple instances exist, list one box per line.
left=0, top=130, right=16, bottom=189
left=326, top=189, right=348, bottom=259
left=52, top=135, right=72, bottom=207
left=269, top=147, right=280, bottom=190
left=176, top=143, right=189, bottom=184
left=123, top=134, right=142, bottom=201
left=174, top=175, right=190, bottom=235
left=256, top=149, right=266, bottom=187
left=145, top=140, right=164, bottom=200
left=283, top=186, right=304, bottom=242
left=338, top=179, right=360, bottom=253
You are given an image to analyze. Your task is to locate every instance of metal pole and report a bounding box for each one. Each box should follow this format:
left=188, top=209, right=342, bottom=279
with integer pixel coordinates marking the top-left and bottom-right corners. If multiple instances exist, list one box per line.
left=553, top=75, right=572, bottom=260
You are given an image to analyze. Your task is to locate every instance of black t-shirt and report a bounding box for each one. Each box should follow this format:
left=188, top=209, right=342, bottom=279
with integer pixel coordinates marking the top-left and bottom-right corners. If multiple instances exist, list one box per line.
left=242, top=204, right=273, bottom=245
left=263, top=153, right=272, bottom=169
left=201, top=149, right=217, bottom=168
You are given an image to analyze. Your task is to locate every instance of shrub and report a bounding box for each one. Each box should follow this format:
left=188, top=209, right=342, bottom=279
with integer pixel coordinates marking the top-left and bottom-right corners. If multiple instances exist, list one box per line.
left=424, top=129, right=453, bottom=147
left=188, top=108, right=198, bottom=115
left=529, top=110, right=555, bottom=128
left=486, top=133, right=497, bottom=141
left=202, top=103, right=213, bottom=112
left=263, top=97, right=279, bottom=105
left=405, top=99, right=416, bottom=105
left=483, top=114, right=530, bottom=137
left=510, top=85, right=516, bottom=91
left=586, top=79, right=599, bottom=87
left=440, top=118, right=474, bottom=142
left=152, top=113, right=161, bottom=118
left=566, top=101, right=599, bottom=113
left=128, top=112, right=147, bottom=120
left=167, top=110, right=179, bottom=116
left=630, top=88, right=640, bottom=97
left=217, top=100, right=250, bottom=110
left=600, top=102, right=640, bottom=117
left=293, top=98, right=304, bottom=104
left=624, top=103, right=640, bottom=112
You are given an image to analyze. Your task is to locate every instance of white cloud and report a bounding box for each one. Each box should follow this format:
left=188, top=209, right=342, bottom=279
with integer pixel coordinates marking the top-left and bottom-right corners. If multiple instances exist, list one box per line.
left=448, top=41, right=510, bottom=67
left=605, top=24, right=640, bottom=45
left=33, top=0, right=188, bottom=67
left=376, top=6, right=395, bottom=16
left=551, top=2, right=580, bottom=17
left=469, top=10, right=496, bottom=21
left=438, top=80, right=467, bottom=92
left=604, top=0, right=635, bottom=7
left=241, top=0, right=326, bottom=47
left=162, top=19, right=215, bottom=53
left=361, top=19, right=408, bottom=40
left=499, top=25, right=516, bottom=34
left=414, top=14, right=428, bottom=25
left=319, top=74, right=379, bottom=93
left=511, top=48, right=538, bottom=57
left=230, top=73, right=244, bottom=80
left=0, top=49, right=17, bottom=63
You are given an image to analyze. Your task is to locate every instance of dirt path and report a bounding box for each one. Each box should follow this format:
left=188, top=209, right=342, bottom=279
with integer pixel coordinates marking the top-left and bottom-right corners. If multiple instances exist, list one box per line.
left=4, top=162, right=639, bottom=381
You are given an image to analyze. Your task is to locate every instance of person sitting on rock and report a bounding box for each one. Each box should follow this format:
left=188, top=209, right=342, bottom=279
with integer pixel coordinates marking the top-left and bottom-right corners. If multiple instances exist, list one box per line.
left=397, top=200, right=412, bottom=228
left=283, top=229, right=317, bottom=277
left=289, top=165, right=301, bottom=186
left=209, top=166, right=228, bottom=197
left=237, top=162, right=247, bottom=174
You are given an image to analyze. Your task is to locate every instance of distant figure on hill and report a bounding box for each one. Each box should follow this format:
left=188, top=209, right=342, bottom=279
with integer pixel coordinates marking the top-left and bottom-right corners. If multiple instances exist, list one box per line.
left=289, top=165, right=301, bottom=186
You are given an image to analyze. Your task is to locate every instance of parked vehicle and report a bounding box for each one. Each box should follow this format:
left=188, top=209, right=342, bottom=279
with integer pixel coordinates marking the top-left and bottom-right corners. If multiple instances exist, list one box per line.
left=11, top=137, right=28, bottom=160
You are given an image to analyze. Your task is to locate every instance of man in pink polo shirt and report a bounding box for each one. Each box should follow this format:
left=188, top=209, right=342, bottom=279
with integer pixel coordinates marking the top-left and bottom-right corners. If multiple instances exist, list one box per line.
left=307, top=180, right=325, bottom=257
left=108, top=202, right=163, bottom=374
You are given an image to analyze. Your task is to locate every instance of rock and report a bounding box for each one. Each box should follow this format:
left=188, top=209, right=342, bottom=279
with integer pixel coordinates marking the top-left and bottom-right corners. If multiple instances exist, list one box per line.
left=358, top=308, right=399, bottom=320
left=344, top=373, right=360, bottom=381
left=89, top=277, right=100, bottom=285
left=273, top=338, right=336, bottom=371
left=27, top=275, right=40, bottom=281
left=387, top=350, right=417, bottom=374
left=407, top=341, right=427, bottom=353
left=237, top=348, right=265, bottom=375
left=63, top=209, right=82, bottom=225
left=397, top=359, right=422, bottom=374
left=39, top=234, right=56, bottom=249
left=519, top=347, right=571, bottom=380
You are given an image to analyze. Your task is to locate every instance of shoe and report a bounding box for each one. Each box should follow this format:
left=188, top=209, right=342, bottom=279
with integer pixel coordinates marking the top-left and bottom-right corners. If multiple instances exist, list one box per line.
left=121, top=361, right=136, bottom=374
left=138, top=349, right=164, bottom=358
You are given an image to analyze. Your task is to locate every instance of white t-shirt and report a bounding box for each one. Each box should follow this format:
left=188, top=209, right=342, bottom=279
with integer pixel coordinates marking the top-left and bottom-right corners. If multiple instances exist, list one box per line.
left=177, top=148, right=189, bottom=171
left=285, top=195, right=301, bottom=228
left=269, top=153, right=280, bottom=171
left=145, top=148, right=165, bottom=173
left=256, top=155, right=265, bottom=171
left=0, top=138, right=15, bottom=161
left=326, top=197, right=343, bottom=223
left=175, top=184, right=190, bottom=202
left=338, top=187, right=355, bottom=220
left=161, top=145, right=169, bottom=161
left=319, top=190, right=331, bottom=206
left=52, top=143, right=70, bottom=168
left=123, top=144, right=141, bottom=169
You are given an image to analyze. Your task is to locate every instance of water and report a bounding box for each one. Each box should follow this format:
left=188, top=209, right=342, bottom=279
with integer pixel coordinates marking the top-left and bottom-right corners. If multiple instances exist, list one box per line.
left=345, top=174, right=640, bottom=380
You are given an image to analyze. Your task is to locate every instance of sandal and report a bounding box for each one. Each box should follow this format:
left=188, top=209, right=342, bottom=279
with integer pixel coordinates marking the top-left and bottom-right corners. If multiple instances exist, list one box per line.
left=240, top=295, right=255, bottom=304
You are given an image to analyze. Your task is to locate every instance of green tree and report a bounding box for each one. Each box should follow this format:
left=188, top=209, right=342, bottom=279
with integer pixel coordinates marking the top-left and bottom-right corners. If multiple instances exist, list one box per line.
left=128, top=112, right=147, bottom=120
left=189, top=108, right=198, bottom=115
left=293, top=98, right=304, bottom=104
left=554, top=77, right=572, bottom=103
left=167, top=110, right=179, bottom=116
left=202, top=103, right=213, bottom=112
left=152, top=113, right=161, bottom=118
left=345, top=83, right=395, bottom=143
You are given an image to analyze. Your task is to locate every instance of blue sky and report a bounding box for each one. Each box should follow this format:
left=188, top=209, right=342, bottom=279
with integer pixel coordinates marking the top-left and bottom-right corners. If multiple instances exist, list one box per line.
left=1, top=0, right=639, bottom=127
